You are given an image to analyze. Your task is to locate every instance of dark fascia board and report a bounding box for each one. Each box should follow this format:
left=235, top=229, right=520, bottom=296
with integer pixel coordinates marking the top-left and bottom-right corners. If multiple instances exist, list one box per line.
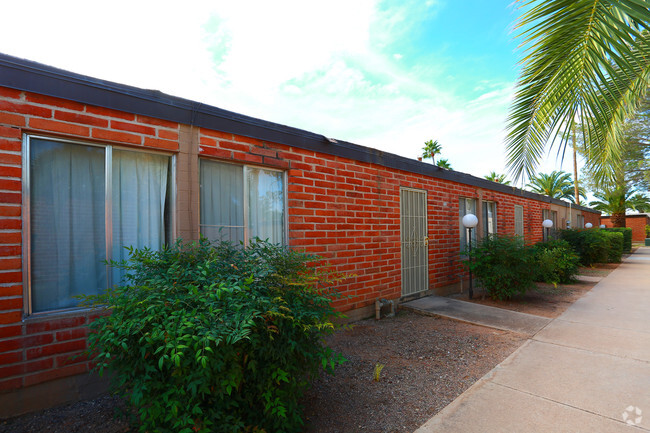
left=0, top=52, right=598, bottom=214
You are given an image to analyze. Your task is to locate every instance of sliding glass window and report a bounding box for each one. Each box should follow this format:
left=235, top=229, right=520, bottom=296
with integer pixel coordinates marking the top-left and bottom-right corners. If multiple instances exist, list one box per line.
left=24, top=136, right=173, bottom=314
left=200, top=159, right=285, bottom=245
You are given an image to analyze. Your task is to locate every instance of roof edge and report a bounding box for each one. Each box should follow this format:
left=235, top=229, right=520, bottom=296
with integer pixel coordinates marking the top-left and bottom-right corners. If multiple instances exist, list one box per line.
left=0, top=52, right=599, bottom=214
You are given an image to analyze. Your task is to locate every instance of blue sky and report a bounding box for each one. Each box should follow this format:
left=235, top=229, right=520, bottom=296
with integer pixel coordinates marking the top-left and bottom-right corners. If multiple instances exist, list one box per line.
left=0, top=0, right=574, bottom=184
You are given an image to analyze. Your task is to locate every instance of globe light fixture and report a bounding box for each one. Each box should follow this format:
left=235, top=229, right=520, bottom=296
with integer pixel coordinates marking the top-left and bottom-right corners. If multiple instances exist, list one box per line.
left=542, top=219, right=553, bottom=241
left=600, top=224, right=606, bottom=229
left=462, top=213, right=479, bottom=229
left=585, top=222, right=593, bottom=229
left=462, top=213, right=478, bottom=299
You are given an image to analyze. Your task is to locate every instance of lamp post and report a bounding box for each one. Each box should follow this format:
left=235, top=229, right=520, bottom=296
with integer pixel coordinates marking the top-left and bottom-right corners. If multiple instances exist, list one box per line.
left=462, top=213, right=478, bottom=299
left=585, top=222, right=593, bottom=229
left=542, top=219, right=553, bottom=240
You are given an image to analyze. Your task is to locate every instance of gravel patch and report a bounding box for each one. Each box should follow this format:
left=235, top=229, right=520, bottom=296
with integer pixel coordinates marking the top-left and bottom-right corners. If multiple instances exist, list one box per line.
left=0, top=311, right=525, bottom=433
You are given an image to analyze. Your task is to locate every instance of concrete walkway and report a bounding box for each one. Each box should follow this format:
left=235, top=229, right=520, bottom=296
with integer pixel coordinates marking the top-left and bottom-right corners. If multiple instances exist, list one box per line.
left=402, top=296, right=551, bottom=336
left=414, top=247, right=650, bottom=433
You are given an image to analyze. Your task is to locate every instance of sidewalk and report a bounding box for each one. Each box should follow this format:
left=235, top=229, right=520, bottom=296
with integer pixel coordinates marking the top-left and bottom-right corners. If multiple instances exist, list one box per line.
left=415, top=247, right=650, bottom=433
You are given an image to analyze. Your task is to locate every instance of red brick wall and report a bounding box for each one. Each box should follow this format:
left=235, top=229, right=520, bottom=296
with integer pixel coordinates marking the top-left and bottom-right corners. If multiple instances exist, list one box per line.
left=600, top=215, right=650, bottom=242
left=198, top=128, right=562, bottom=310
left=0, top=88, right=182, bottom=393
left=0, top=86, right=600, bottom=394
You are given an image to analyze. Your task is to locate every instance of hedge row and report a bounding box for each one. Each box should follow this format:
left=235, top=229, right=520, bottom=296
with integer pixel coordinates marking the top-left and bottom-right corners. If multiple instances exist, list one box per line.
left=559, top=229, right=623, bottom=266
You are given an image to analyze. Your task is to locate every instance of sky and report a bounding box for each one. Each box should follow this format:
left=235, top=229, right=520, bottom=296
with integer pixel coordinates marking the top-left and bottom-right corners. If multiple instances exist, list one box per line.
left=0, top=0, right=580, bottom=186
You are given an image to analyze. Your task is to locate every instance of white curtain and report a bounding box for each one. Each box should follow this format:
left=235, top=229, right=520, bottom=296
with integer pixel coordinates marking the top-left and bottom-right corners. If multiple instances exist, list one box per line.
left=30, top=139, right=107, bottom=312
left=483, top=202, right=496, bottom=235
left=112, top=150, right=169, bottom=284
left=199, top=160, right=244, bottom=244
left=247, top=168, right=284, bottom=244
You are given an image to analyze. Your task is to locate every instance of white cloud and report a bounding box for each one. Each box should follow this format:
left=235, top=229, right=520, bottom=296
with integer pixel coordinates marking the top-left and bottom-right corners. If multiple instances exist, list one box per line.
left=0, top=0, right=519, bottom=179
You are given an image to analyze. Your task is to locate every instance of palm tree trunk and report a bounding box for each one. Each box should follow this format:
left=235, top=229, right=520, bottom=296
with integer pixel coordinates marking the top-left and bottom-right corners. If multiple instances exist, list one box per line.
left=573, top=127, right=580, bottom=205
left=611, top=212, right=626, bottom=228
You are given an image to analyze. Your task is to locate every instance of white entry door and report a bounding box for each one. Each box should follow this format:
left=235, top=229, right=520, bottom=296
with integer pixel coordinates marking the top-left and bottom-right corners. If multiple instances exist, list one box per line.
left=400, top=188, right=429, bottom=296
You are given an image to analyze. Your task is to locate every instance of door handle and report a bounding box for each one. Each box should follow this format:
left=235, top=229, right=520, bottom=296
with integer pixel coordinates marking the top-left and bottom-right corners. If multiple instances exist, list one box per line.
left=423, top=236, right=429, bottom=246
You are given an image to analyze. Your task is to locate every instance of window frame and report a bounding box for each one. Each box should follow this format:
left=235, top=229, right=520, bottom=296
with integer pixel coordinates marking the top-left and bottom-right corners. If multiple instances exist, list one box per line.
left=22, top=134, right=176, bottom=316
left=482, top=201, right=497, bottom=236
left=459, top=197, right=478, bottom=253
left=514, top=205, right=524, bottom=237
left=198, top=158, right=288, bottom=246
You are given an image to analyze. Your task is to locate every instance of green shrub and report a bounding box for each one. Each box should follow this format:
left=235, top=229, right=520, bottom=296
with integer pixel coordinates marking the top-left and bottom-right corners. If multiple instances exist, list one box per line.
left=602, top=227, right=632, bottom=253
left=645, top=224, right=650, bottom=238
left=532, top=239, right=580, bottom=284
left=465, top=235, right=536, bottom=300
left=559, top=229, right=624, bottom=265
left=80, top=238, right=345, bottom=433
left=559, top=229, right=607, bottom=265
left=601, top=230, right=623, bottom=262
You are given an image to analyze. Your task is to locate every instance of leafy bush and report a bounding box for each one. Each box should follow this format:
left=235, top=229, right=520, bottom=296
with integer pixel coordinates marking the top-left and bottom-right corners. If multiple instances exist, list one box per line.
left=532, top=239, right=580, bottom=285
left=559, top=229, right=607, bottom=265
left=646, top=224, right=650, bottom=238
left=602, top=227, right=632, bottom=253
left=559, top=229, right=623, bottom=265
left=81, top=238, right=345, bottom=433
left=601, top=230, right=623, bottom=262
left=465, top=235, right=536, bottom=300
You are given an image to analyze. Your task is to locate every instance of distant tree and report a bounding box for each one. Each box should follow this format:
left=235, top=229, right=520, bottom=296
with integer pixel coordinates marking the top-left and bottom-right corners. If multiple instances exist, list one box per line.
left=527, top=171, right=586, bottom=203
left=579, top=96, right=650, bottom=193
left=436, top=159, right=453, bottom=170
left=422, top=140, right=442, bottom=165
left=484, top=172, right=511, bottom=185
left=589, top=188, right=650, bottom=227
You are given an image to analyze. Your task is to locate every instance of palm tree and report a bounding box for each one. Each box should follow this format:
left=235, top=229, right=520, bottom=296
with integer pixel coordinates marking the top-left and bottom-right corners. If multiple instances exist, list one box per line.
left=422, top=140, right=442, bottom=165
left=505, top=0, right=650, bottom=183
left=436, top=159, right=452, bottom=170
left=484, top=172, right=511, bottom=185
left=589, top=188, right=650, bottom=227
left=526, top=171, right=586, bottom=203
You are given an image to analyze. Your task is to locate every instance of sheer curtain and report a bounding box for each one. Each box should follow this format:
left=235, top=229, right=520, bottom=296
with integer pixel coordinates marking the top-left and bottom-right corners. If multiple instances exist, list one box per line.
left=112, top=150, right=169, bottom=284
left=200, top=160, right=244, bottom=244
left=247, top=168, right=284, bottom=244
left=30, top=139, right=106, bottom=312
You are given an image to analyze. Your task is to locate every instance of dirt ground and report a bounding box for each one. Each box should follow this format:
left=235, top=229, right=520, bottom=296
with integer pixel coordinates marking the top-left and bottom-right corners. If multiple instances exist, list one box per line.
left=0, top=313, right=524, bottom=433
left=449, top=263, right=618, bottom=318
left=1, top=264, right=616, bottom=433
left=449, top=280, right=595, bottom=318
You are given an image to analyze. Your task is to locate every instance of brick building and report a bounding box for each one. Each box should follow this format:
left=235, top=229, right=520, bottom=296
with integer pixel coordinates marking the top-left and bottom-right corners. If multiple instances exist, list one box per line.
left=600, top=214, right=650, bottom=242
left=0, top=53, right=600, bottom=415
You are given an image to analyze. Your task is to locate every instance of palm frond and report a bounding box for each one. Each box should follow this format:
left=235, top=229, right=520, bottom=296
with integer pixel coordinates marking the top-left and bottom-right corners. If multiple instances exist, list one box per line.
left=506, top=0, right=650, bottom=183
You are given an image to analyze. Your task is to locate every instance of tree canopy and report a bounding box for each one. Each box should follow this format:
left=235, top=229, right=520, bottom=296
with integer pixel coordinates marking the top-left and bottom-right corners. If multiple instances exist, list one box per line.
left=527, top=170, right=586, bottom=203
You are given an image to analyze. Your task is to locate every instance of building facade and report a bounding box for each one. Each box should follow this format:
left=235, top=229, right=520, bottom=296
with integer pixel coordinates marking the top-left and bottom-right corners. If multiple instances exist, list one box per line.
left=0, top=54, right=600, bottom=415
left=600, top=214, right=650, bottom=242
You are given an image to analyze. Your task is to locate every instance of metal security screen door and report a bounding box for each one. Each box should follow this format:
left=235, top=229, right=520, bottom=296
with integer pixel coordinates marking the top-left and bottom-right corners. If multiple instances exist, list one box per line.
left=400, top=188, right=429, bottom=296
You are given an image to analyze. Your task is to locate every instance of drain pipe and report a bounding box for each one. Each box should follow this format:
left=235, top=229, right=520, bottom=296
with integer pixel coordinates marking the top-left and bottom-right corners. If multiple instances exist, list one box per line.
left=375, top=298, right=395, bottom=320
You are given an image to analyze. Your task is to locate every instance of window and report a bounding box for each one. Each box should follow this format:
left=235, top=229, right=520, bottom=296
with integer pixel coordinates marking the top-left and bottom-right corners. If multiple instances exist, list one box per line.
left=514, top=205, right=524, bottom=237
left=200, top=159, right=285, bottom=245
left=459, top=198, right=477, bottom=252
left=25, top=136, right=173, bottom=314
left=482, top=201, right=497, bottom=236
left=576, top=214, right=584, bottom=229
left=543, top=209, right=550, bottom=241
